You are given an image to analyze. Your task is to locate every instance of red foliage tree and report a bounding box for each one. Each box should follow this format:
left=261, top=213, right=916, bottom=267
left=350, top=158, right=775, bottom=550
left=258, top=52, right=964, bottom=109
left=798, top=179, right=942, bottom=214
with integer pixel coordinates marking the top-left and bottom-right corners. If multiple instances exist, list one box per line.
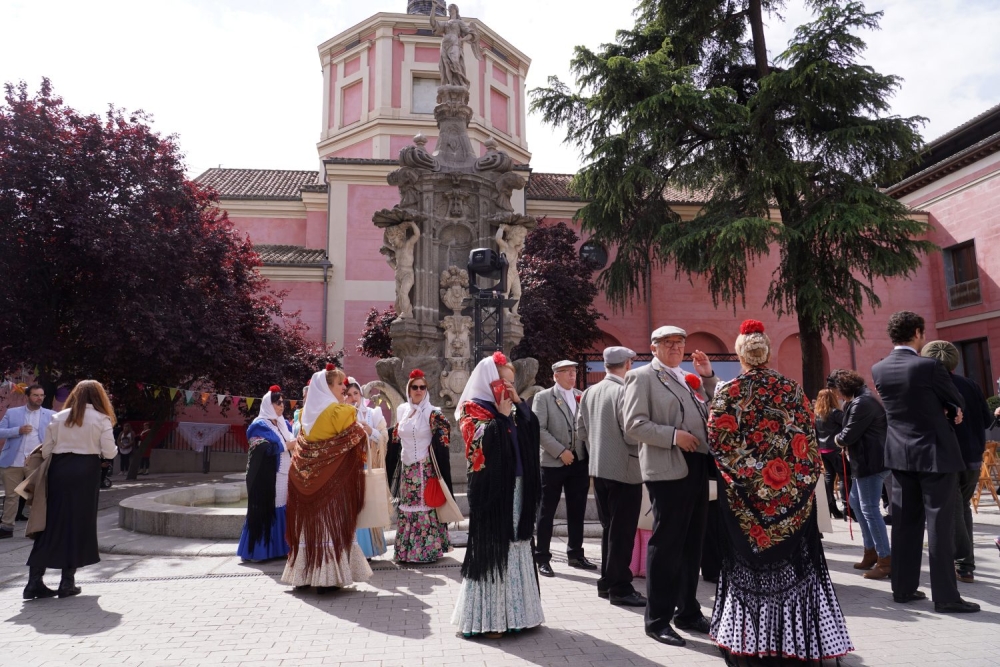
left=357, top=306, right=396, bottom=359
left=0, top=79, right=339, bottom=471
left=511, top=222, right=604, bottom=386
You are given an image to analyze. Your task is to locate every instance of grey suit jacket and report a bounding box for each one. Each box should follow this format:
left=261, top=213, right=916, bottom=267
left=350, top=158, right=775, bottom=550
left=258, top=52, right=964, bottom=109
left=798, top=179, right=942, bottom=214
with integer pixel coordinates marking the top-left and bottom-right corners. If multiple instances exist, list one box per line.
left=532, top=385, right=583, bottom=468
left=622, top=360, right=718, bottom=482
left=577, top=374, right=641, bottom=484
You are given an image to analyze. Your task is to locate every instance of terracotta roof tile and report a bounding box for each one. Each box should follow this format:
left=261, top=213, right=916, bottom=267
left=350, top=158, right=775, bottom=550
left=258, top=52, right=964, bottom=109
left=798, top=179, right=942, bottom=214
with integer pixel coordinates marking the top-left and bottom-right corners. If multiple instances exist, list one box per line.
left=255, top=245, right=330, bottom=266
left=194, top=168, right=321, bottom=200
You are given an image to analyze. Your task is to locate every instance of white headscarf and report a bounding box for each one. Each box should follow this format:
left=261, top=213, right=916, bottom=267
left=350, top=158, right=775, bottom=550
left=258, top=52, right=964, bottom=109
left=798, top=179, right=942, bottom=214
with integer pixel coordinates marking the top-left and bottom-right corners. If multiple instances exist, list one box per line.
left=397, top=371, right=436, bottom=429
left=455, top=356, right=501, bottom=420
left=300, top=368, right=338, bottom=437
left=256, top=389, right=294, bottom=443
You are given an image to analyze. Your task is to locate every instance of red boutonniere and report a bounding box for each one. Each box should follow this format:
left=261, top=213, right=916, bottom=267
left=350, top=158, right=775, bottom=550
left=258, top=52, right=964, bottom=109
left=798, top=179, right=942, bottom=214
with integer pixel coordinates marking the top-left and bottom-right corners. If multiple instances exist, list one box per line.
left=575, top=394, right=582, bottom=404
left=684, top=373, right=702, bottom=391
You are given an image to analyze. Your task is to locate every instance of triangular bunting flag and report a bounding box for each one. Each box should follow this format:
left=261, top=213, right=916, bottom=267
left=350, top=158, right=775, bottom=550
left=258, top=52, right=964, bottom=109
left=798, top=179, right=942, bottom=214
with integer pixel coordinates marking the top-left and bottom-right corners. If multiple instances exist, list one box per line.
left=201, top=392, right=210, bottom=404
left=184, top=390, right=194, bottom=404
left=217, top=394, right=227, bottom=406
left=154, top=388, right=162, bottom=398
left=168, top=388, right=178, bottom=400
left=246, top=397, right=255, bottom=409
left=231, top=396, right=241, bottom=407
left=288, top=400, right=297, bottom=410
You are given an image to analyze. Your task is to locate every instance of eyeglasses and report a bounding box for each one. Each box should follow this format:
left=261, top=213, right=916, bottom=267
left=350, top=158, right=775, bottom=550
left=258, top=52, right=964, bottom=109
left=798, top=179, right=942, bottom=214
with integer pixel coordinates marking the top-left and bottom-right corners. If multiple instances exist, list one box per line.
left=410, top=385, right=428, bottom=391
left=656, top=340, right=685, bottom=349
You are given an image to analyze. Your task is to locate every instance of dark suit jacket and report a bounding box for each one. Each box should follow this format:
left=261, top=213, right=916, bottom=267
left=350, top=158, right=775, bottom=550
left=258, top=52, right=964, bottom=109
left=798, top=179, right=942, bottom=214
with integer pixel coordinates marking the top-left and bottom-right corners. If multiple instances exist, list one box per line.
left=871, top=348, right=965, bottom=473
left=836, top=389, right=887, bottom=479
left=950, top=373, right=992, bottom=467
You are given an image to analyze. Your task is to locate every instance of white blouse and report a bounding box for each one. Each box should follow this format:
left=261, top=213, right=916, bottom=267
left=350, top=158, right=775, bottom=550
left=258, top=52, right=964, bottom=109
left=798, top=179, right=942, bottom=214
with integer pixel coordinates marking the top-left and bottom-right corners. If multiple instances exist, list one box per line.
left=44, top=405, right=118, bottom=459
left=399, top=411, right=432, bottom=465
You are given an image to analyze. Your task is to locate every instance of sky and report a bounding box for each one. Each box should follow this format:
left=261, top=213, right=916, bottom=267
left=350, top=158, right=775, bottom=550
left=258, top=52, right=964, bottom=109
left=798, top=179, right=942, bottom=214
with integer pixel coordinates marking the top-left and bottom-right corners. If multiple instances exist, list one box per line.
left=3, top=0, right=998, bottom=178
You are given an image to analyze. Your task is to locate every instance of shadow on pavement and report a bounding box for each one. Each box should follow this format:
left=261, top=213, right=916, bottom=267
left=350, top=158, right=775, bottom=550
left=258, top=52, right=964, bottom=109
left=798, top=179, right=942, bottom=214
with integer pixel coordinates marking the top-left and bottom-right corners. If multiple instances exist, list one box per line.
left=6, top=595, right=122, bottom=635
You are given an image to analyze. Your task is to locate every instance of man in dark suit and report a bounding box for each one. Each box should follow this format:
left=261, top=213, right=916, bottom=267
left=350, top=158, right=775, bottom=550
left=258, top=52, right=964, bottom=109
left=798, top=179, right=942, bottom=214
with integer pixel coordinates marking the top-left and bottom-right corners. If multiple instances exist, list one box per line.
left=871, top=311, right=979, bottom=613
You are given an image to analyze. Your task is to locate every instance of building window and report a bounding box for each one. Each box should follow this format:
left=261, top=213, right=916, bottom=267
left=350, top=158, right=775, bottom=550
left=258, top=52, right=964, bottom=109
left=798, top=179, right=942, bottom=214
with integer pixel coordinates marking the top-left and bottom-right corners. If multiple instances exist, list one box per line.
left=580, top=240, right=608, bottom=269
left=943, top=241, right=982, bottom=309
left=956, top=338, right=994, bottom=397
left=412, top=77, right=438, bottom=114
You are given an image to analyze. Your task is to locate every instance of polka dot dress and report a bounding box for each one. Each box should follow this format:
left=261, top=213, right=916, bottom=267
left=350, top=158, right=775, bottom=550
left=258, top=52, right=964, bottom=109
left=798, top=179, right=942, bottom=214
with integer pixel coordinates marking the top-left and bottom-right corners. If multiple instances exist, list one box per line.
left=710, top=536, right=854, bottom=661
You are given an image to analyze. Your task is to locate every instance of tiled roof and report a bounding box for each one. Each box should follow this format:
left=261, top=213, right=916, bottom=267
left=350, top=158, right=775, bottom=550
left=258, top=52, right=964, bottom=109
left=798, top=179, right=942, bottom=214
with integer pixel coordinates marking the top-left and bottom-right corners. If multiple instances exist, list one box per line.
left=324, top=157, right=400, bottom=166
left=526, top=172, right=710, bottom=204
left=194, top=168, right=321, bottom=200
left=255, top=245, right=330, bottom=266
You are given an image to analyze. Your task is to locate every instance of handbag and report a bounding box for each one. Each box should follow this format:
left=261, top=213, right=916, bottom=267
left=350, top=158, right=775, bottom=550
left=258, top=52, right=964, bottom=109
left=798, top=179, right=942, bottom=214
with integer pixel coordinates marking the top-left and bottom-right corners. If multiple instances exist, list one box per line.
left=427, top=445, right=464, bottom=524
left=424, top=477, right=446, bottom=508
left=356, top=442, right=392, bottom=529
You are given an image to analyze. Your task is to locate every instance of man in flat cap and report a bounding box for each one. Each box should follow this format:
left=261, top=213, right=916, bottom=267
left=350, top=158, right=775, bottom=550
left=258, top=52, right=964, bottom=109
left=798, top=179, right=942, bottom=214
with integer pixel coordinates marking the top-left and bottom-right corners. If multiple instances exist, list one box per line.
left=623, top=325, right=717, bottom=646
left=532, top=359, right=595, bottom=577
left=577, top=346, right=646, bottom=606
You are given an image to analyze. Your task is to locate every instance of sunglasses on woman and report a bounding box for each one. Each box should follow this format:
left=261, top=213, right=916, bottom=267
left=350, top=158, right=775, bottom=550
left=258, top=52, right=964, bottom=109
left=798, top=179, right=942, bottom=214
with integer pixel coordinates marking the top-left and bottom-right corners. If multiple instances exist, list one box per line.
left=410, top=384, right=428, bottom=391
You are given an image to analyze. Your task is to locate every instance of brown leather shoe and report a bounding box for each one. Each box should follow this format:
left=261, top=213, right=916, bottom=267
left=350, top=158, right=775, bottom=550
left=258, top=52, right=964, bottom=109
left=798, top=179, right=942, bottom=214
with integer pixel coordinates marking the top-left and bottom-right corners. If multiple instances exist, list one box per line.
left=854, top=548, right=877, bottom=570
left=864, top=555, right=891, bottom=580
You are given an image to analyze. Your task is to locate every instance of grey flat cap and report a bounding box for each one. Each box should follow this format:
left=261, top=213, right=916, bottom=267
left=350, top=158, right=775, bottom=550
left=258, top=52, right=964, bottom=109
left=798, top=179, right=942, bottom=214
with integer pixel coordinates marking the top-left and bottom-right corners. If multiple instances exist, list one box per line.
left=651, top=325, right=687, bottom=343
left=603, top=346, right=637, bottom=365
left=551, top=359, right=579, bottom=372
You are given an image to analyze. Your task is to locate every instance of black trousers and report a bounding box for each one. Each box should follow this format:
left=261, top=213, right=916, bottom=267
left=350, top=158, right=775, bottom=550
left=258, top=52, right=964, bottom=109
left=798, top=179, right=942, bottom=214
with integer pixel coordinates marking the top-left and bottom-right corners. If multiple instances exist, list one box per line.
left=820, top=449, right=851, bottom=512
left=890, top=469, right=960, bottom=603
left=534, top=458, right=590, bottom=564
left=593, top=477, right=642, bottom=597
left=645, top=452, right=710, bottom=632
left=954, top=469, right=979, bottom=572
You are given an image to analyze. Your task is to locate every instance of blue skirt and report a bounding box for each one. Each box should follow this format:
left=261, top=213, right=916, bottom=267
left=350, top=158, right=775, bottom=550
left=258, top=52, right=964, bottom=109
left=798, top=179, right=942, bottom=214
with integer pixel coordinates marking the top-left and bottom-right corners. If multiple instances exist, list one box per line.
left=237, top=505, right=289, bottom=561
left=356, top=526, right=387, bottom=558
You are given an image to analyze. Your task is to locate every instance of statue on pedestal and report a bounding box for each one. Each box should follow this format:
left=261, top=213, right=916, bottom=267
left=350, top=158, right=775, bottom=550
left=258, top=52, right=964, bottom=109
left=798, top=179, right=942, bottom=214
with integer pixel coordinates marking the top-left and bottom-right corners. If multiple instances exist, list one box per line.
left=430, top=1, right=483, bottom=88
left=381, top=221, right=421, bottom=319
left=495, top=223, right=528, bottom=315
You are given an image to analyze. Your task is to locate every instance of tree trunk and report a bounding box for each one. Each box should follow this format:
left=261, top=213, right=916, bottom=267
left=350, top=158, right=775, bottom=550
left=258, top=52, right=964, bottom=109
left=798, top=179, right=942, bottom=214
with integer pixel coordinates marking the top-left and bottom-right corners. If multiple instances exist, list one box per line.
left=748, top=0, right=770, bottom=78
left=798, top=319, right=826, bottom=400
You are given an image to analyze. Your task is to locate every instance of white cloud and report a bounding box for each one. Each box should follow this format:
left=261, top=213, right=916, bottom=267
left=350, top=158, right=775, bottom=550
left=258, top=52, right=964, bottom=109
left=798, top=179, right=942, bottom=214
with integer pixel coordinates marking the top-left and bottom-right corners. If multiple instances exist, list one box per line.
left=2, top=1, right=995, bottom=177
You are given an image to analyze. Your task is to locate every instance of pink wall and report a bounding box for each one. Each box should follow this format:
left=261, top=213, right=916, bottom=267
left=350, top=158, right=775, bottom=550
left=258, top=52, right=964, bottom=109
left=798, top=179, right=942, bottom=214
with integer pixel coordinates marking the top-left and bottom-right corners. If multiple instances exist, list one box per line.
left=306, top=210, right=328, bottom=250
left=490, top=88, right=509, bottom=134
left=492, top=64, right=508, bottom=85
left=390, top=134, right=437, bottom=157
left=277, top=281, right=327, bottom=341
left=233, top=216, right=307, bottom=246
left=342, top=81, right=363, bottom=127
left=368, top=44, right=376, bottom=113
left=342, top=299, right=395, bottom=384
left=392, top=37, right=404, bottom=109
left=330, top=137, right=374, bottom=159
left=415, top=46, right=437, bottom=63
left=344, top=56, right=361, bottom=77
left=345, top=184, right=399, bottom=282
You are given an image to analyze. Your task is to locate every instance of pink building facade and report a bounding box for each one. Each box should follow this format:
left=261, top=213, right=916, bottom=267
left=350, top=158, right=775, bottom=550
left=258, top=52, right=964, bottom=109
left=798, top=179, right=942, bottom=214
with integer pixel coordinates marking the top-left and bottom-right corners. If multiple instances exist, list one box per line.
left=194, top=4, right=999, bottom=400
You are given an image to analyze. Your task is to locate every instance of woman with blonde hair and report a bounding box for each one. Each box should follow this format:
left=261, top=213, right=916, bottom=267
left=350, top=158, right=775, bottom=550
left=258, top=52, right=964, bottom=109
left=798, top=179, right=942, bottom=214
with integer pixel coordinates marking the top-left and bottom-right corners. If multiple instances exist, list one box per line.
left=281, top=364, right=372, bottom=593
left=23, top=380, right=118, bottom=600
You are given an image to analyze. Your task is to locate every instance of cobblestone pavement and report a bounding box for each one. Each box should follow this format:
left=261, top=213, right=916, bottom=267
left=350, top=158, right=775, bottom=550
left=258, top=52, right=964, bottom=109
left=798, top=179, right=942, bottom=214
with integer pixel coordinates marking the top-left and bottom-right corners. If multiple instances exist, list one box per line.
left=2, top=477, right=999, bottom=666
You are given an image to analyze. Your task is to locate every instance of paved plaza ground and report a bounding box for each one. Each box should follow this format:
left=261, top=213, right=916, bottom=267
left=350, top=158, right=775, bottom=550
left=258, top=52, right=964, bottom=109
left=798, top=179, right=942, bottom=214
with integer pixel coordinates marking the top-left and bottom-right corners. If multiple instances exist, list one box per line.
left=2, top=473, right=999, bottom=666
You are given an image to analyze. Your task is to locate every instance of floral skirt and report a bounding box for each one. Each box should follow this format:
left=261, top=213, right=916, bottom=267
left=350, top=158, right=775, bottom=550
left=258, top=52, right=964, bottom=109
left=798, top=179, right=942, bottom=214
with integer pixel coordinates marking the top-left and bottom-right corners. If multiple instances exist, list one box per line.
left=281, top=541, right=372, bottom=588
left=394, top=458, right=450, bottom=563
left=451, top=477, right=545, bottom=635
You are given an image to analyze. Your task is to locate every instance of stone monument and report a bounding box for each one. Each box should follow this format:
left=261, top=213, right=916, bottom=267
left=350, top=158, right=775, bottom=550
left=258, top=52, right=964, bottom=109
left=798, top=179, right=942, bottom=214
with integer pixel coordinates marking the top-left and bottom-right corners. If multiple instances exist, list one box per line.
left=368, top=1, right=539, bottom=479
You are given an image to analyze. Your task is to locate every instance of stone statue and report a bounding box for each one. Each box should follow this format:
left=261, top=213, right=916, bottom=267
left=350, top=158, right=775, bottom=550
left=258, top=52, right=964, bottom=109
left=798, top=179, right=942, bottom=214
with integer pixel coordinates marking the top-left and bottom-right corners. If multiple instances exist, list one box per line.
left=475, top=137, right=514, bottom=173
left=399, top=134, right=440, bottom=172
left=381, top=221, right=421, bottom=318
left=495, top=223, right=528, bottom=314
left=439, top=265, right=469, bottom=313
left=430, top=1, right=483, bottom=88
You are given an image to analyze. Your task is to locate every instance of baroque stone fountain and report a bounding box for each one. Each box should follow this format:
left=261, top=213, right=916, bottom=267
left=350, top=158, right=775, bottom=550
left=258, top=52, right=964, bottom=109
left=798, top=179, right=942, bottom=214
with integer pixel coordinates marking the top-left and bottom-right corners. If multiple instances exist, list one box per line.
left=368, top=1, right=540, bottom=479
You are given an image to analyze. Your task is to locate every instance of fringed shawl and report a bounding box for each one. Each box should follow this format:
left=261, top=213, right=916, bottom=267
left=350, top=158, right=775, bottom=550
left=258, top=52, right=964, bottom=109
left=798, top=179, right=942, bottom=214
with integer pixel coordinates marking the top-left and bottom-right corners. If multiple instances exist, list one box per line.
left=244, top=421, right=284, bottom=551
left=285, top=421, right=367, bottom=573
left=458, top=399, right=540, bottom=582
left=707, top=367, right=822, bottom=565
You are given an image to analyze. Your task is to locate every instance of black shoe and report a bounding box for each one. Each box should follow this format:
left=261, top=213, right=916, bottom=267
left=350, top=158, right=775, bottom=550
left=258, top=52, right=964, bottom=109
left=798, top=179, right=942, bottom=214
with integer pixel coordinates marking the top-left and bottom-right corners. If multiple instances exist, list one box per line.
left=316, top=586, right=340, bottom=594
left=15, top=513, right=28, bottom=522
left=935, top=599, right=980, bottom=613
left=674, top=615, right=711, bottom=634
left=646, top=626, right=686, bottom=647
left=57, top=568, right=80, bottom=598
left=892, top=590, right=927, bottom=603
left=610, top=591, right=647, bottom=607
left=567, top=556, right=597, bottom=570
left=537, top=563, right=555, bottom=578
left=883, top=513, right=892, bottom=526
left=23, top=567, right=57, bottom=600
left=0, top=529, right=12, bottom=539
left=597, top=589, right=609, bottom=599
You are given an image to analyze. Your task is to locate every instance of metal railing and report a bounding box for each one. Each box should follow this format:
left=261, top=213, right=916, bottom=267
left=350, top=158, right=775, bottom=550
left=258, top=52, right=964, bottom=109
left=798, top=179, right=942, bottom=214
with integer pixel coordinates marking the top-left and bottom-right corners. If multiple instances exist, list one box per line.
left=575, top=353, right=740, bottom=390
left=948, top=279, right=982, bottom=309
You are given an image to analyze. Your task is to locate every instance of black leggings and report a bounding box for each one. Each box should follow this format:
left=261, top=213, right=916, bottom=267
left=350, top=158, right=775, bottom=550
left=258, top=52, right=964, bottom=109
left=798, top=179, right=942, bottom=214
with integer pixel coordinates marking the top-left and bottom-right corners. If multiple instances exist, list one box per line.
left=820, top=449, right=850, bottom=511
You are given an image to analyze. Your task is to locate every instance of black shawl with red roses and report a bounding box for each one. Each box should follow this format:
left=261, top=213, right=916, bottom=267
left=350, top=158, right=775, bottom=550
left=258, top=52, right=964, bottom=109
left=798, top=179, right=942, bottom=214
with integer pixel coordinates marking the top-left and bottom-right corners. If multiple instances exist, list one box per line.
left=707, top=367, right=823, bottom=564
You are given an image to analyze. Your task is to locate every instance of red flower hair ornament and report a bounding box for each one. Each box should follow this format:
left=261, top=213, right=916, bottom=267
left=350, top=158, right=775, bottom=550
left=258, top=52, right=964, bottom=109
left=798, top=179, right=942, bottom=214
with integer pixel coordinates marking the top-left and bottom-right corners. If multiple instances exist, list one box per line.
left=409, top=369, right=426, bottom=380
left=325, top=363, right=336, bottom=371
left=492, top=351, right=508, bottom=365
left=269, top=385, right=281, bottom=393
left=740, top=319, right=765, bottom=335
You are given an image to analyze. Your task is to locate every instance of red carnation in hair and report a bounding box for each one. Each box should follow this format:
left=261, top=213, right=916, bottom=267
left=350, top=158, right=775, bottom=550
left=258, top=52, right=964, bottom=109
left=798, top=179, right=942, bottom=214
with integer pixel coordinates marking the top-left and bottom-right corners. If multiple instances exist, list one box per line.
left=325, top=363, right=336, bottom=371
left=269, top=385, right=281, bottom=393
left=684, top=373, right=702, bottom=391
left=409, top=369, right=425, bottom=380
left=492, top=351, right=508, bottom=365
left=740, top=319, right=765, bottom=335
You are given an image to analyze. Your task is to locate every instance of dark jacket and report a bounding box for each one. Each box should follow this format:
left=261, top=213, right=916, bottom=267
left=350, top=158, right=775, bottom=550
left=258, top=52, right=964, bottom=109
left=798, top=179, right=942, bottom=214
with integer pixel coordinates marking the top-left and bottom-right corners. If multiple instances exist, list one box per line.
left=872, top=348, right=965, bottom=473
left=836, top=388, right=887, bottom=479
left=815, top=409, right=844, bottom=453
left=951, top=373, right=991, bottom=468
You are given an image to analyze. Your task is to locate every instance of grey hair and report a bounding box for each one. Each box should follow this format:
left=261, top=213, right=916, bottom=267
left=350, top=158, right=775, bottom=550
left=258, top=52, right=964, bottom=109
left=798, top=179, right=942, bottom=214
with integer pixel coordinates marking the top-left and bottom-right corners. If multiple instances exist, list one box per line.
left=735, top=332, right=771, bottom=367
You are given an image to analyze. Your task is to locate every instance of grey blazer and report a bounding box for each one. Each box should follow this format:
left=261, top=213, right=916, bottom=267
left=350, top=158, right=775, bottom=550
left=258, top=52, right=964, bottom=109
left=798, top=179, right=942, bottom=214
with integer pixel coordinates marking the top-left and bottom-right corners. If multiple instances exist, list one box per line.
left=532, top=385, right=583, bottom=468
left=577, top=374, right=642, bottom=484
left=622, top=360, right=718, bottom=482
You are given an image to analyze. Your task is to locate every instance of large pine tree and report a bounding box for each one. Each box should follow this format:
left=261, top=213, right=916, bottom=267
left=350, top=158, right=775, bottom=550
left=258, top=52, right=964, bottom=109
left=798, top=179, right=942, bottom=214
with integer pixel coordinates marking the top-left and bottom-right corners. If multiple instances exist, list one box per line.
left=532, top=0, right=933, bottom=396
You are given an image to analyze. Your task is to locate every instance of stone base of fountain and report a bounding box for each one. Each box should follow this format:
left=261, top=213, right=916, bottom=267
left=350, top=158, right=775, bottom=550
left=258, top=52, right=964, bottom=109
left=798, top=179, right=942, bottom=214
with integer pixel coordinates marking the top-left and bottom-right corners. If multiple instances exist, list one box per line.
left=118, top=482, right=248, bottom=539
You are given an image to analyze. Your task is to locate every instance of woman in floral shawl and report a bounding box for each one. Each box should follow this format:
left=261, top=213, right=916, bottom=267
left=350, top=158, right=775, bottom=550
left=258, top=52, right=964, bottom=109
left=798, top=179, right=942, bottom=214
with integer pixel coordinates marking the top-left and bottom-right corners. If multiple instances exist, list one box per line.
left=706, top=321, right=853, bottom=665
left=451, top=352, right=543, bottom=638
left=281, top=365, right=372, bottom=593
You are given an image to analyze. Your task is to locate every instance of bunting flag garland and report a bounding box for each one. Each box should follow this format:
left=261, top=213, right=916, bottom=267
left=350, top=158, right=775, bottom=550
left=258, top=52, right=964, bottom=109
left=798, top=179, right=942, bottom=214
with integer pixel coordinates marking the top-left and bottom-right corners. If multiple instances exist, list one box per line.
left=103, top=380, right=309, bottom=412
left=246, top=397, right=255, bottom=409
left=217, top=394, right=226, bottom=406
left=168, top=388, right=178, bottom=400
left=184, top=390, right=194, bottom=405
left=153, top=388, right=161, bottom=398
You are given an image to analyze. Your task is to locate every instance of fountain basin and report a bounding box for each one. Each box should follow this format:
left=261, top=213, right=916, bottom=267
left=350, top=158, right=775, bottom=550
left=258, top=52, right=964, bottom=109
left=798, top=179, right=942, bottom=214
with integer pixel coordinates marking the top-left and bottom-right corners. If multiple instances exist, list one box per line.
left=118, top=482, right=247, bottom=539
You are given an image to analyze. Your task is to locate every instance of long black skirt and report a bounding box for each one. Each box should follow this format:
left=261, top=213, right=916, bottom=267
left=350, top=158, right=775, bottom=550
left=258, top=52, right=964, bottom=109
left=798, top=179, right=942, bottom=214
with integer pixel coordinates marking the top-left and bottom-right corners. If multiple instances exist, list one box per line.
left=26, top=453, right=102, bottom=569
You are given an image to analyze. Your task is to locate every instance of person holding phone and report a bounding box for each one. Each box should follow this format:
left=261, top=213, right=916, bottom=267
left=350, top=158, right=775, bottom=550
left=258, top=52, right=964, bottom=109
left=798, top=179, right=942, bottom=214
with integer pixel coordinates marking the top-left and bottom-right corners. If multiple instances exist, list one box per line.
left=531, top=359, right=595, bottom=578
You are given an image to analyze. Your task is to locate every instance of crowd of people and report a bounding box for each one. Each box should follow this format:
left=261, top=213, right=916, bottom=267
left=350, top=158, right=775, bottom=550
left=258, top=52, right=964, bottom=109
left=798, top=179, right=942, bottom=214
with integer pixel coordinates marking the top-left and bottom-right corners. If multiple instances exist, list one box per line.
left=5, top=309, right=997, bottom=665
